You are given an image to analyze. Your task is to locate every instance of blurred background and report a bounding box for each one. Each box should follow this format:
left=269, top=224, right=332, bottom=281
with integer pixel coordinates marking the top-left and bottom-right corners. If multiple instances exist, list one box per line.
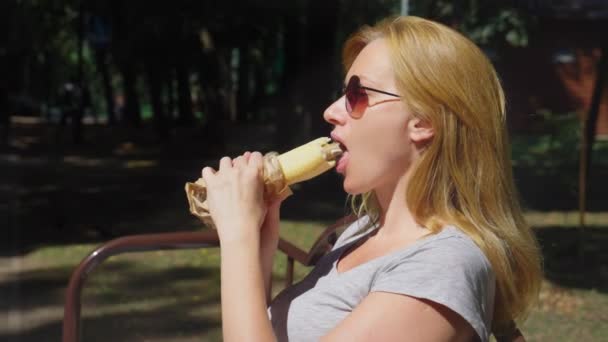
left=1, top=0, right=607, bottom=341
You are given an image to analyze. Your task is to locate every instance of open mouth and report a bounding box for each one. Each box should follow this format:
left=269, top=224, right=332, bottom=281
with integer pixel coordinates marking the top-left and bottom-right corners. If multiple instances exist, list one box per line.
left=323, top=139, right=345, bottom=162
left=335, top=143, right=349, bottom=173
left=328, top=138, right=347, bottom=152
left=327, top=135, right=348, bottom=167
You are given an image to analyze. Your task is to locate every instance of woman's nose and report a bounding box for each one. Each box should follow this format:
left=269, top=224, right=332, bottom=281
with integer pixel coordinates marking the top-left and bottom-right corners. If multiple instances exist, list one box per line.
left=323, top=97, right=348, bottom=126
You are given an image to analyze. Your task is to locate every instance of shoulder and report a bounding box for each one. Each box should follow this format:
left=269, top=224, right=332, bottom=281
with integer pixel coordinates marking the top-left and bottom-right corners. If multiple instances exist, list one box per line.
left=410, top=226, right=492, bottom=272
left=381, top=226, right=490, bottom=271
left=374, top=225, right=495, bottom=295
left=371, top=225, right=496, bottom=341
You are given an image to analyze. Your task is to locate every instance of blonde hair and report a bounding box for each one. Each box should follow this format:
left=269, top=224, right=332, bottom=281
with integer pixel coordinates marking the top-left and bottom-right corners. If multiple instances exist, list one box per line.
left=343, top=16, right=542, bottom=329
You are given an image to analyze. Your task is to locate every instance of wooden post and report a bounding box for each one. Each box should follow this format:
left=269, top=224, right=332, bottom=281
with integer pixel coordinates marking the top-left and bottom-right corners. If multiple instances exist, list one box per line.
left=578, top=44, right=608, bottom=265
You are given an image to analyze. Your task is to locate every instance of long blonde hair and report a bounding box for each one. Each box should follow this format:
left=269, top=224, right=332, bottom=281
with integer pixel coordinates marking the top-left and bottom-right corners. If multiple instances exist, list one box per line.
left=343, top=16, right=542, bottom=329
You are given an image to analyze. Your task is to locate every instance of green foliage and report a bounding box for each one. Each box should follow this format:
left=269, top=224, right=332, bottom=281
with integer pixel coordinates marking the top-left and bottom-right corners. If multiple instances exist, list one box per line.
left=410, top=0, right=535, bottom=48
left=510, top=110, right=608, bottom=210
left=466, top=8, right=530, bottom=47
left=510, top=111, right=582, bottom=205
left=0, top=0, right=540, bottom=130
left=511, top=111, right=581, bottom=169
left=1, top=0, right=94, bottom=105
left=512, top=110, right=608, bottom=168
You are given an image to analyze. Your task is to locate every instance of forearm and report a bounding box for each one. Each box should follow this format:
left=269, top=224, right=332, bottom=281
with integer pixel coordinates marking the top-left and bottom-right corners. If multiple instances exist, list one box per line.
left=260, top=240, right=278, bottom=305
left=260, top=210, right=281, bottom=304
left=220, top=239, right=277, bottom=342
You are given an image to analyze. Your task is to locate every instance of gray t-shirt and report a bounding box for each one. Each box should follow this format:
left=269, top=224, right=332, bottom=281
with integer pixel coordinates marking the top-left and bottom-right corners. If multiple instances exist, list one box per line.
left=268, top=216, right=496, bottom=342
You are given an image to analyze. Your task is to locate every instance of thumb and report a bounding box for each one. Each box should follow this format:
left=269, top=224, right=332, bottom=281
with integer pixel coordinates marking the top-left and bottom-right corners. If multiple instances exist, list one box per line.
left=267, top=186, right=293, bottom=209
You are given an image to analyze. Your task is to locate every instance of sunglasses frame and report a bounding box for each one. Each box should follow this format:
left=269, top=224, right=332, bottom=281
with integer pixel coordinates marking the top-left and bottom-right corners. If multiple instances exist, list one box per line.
left=343, top=75, right=401, bottom=117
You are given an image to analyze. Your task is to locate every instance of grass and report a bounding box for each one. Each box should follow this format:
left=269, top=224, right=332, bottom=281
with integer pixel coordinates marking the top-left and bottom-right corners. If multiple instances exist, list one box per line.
left=2, top=220, right=328, bottom=342
left=3, top=218, right=606, bottom=341
left=523, top=285, right=608, bottom=341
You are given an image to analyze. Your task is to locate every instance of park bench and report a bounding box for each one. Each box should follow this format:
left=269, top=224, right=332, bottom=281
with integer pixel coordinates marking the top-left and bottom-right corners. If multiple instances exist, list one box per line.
left=62, top=215, right=524, bottom=342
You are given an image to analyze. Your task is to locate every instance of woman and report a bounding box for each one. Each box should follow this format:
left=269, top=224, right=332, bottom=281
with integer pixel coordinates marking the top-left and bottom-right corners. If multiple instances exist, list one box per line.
left=201, top=16, right=542, bottom=342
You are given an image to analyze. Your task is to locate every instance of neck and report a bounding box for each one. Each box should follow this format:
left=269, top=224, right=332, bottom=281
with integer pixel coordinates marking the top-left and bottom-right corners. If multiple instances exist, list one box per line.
left=373, top=171, right=421, bottom=238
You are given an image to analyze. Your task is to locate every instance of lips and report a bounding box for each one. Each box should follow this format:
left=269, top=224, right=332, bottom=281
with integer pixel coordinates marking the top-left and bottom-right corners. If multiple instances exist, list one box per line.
left=330, top=132, right=345, bottom=148
left=336, top=150, right=349, bottom=173
left=330, top=132, right=349, bottom=174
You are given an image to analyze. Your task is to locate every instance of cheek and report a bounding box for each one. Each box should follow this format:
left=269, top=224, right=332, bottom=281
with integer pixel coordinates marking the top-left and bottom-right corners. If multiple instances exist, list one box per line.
left=344, top=149, right=407, bottom=195
left=344, top=106, right=412, bottom=192
left=346, top=129, right=411, bottom=192
left=358, top=144, right=409, bottom=177
left=356, top=118, right=410, bottom=161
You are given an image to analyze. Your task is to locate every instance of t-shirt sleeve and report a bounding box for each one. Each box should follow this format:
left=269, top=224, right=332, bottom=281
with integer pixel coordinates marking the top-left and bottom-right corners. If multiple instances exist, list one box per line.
left=370, top=234, right=495, bottom=342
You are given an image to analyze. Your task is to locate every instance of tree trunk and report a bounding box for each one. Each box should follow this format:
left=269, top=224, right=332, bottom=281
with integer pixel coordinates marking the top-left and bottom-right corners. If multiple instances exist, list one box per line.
left=73, top=0, right=86, bottom=144
left=120, top=63, right=141, bottom=127
left=197, top=46, right=227, bottom=151
left=94, top=47, right=116, bottom=125
left=0, top=83, right=8, bottom=146
left=146, top=60, right=170, bottom=140
left=237, top=44, right=251, bottom=122
left=578, top=43, right=607, bottom=265
left=166, top=70, right=176, bottom=121
left=275, top=14, right=305, bottom=147
left=250, top=38, right=269, bottom=119
left=176, top=61, right=194, bottom=124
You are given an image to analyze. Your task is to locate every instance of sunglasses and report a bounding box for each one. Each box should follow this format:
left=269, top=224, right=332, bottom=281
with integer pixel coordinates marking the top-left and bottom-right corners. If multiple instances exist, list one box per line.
left=343, top=75, right=401, bottom=118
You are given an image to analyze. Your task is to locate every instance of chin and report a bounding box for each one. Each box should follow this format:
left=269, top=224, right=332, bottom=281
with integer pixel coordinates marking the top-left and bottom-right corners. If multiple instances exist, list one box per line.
left=342, top=177, right=368, bottom=196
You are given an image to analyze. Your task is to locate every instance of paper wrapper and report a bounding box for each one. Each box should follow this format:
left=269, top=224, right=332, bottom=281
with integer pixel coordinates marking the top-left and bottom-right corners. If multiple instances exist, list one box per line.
left=184, top=174, right=292, bottom=230
left=185, top=179, right=215, bottom=229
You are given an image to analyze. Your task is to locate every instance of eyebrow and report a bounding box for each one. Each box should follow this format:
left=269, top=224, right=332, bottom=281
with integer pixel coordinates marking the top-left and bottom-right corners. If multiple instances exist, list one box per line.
left=343, top=74, right=381, bottom=88
left=365, top=76, right=387, bottom=90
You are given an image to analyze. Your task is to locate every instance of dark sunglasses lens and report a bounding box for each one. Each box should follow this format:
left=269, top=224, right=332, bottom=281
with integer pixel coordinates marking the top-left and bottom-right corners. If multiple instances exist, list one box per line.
left=345, top=76, right=360, bottom=115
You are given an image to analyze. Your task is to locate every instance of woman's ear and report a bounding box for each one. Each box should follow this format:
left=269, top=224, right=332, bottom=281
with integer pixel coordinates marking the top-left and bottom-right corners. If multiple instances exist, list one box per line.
left=408, top=117, right=434, bottom=143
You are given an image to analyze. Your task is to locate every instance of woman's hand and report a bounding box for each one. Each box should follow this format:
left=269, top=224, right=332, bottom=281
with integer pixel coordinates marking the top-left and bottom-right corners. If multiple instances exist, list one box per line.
left=201, top=151, right=267, bottom=245
left=260, top=187, right=292, bottom=244
left=259, top=187, right=292, bottom=256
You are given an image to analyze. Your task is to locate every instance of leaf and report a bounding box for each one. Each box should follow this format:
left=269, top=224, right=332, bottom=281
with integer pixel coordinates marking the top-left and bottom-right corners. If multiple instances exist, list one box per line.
left=506, top=30, right=521, bottom=46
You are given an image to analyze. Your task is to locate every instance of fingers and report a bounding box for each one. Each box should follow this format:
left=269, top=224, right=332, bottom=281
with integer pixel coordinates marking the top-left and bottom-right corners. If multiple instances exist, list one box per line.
left=232, top=151, right=262, bottom=171
left=207, top=152, right=262, bottom=177
left=219, top=156, right=232, bottom=171
left=201, top=166, right=215, bottom=182
left=233, top=155, right=247, bottom=167
left=236, top=151, right=252, bottom=166
left=249, top=151, right=264, bottom=170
